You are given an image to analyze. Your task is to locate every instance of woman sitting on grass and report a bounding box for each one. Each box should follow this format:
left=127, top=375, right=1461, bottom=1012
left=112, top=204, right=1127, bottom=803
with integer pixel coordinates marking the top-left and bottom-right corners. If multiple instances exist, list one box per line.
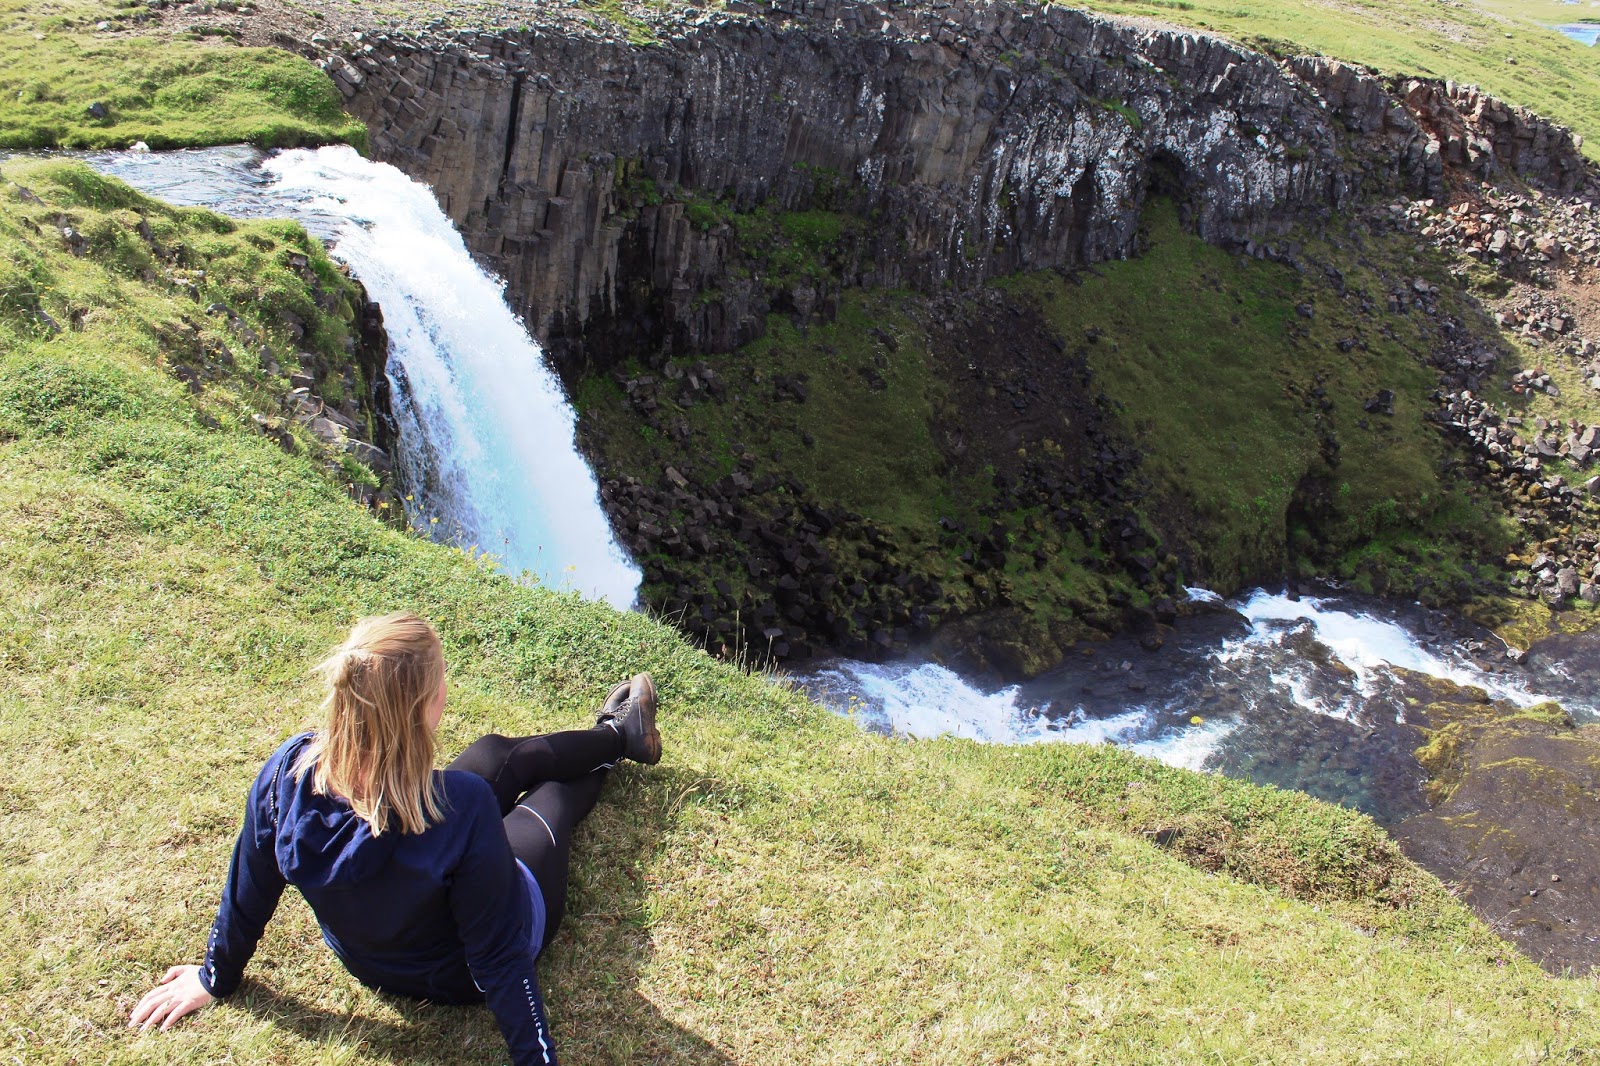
left=130, top=611, right=661, bottom=1066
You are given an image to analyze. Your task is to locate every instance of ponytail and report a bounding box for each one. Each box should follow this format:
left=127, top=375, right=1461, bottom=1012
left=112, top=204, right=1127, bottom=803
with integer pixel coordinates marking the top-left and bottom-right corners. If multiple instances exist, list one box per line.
left=293, top=612, right=446, bottom=836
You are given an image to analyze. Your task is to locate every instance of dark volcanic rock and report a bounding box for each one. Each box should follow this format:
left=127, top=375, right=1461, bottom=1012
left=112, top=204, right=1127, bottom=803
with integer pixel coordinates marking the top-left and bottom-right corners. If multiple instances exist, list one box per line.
left=336, top=1, right=1583, bottom=373
left=341, top=1, right=1359, bottom=371
left=1394, top=681, right=1600, bottom=976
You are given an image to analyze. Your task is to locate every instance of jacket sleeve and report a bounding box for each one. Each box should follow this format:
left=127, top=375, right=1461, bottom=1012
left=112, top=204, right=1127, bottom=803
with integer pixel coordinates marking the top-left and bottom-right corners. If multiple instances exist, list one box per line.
left=197, top=754, right=289, bottom=998
left=448, top=781, right=560, bottom=1066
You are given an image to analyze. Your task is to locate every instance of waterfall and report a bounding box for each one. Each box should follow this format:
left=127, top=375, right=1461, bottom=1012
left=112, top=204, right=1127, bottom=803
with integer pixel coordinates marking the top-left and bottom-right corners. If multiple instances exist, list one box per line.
left=91, top=145, right=641, bottom=607
left=87, top=145, right=1599, bottom=825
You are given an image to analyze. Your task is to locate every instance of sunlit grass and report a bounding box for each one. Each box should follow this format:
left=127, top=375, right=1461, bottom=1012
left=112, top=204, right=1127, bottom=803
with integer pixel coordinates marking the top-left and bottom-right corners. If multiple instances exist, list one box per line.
left=2, top=159, right=1598, bottom=1065
left=0, top=0, right=365, bottom=150
left=1071, top=0, right=1600, bottom=157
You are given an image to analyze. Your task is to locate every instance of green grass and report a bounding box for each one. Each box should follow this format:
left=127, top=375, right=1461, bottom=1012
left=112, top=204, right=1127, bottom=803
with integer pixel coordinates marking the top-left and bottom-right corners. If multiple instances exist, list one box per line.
left=6, top=160, right=1600, bottom=1065
left=1006, top=202, right=1514, bottom=600
left=1072, top=0, right=1600, bottom=157
left=0, top=0, right=365, bottom=150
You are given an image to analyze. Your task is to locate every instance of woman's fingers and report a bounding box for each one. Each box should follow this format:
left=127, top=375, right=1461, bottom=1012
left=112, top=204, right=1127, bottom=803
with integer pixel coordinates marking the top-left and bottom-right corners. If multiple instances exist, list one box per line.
left=160, top=995, right=202, bottom=1031
left=130, top=964, right=214, bottom=1032
left=129, top=989, right=163, bottom=1029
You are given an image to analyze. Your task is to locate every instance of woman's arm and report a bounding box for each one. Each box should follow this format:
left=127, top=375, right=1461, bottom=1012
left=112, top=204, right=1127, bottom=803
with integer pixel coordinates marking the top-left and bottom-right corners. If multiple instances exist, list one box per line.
left=130, top=751, right=290, bottom=1030
left=195, top=783, right=288, bottom=998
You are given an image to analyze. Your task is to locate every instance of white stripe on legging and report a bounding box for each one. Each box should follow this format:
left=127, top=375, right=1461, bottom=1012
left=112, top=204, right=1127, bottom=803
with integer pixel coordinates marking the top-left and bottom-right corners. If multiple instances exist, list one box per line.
left=516, top=802, right=558, bottom=847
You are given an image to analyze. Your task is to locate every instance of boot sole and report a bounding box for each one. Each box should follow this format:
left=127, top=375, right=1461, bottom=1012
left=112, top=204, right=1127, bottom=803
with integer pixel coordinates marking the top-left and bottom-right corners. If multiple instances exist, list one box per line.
left=630, top=671, right=661, bottom=765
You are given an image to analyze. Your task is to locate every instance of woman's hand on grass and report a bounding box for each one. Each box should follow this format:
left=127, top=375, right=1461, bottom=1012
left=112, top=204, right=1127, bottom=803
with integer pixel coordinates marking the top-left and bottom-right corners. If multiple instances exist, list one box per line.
left=130, top=964, right=216, bottom=1032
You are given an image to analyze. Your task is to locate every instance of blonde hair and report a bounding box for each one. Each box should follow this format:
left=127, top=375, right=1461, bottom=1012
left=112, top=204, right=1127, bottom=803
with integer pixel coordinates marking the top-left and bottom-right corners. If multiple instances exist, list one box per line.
left=294, top=612, right=446, bottom=836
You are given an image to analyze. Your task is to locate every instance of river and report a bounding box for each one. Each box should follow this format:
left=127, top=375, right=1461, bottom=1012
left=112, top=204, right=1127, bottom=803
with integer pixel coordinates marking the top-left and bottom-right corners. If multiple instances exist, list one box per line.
left=76, top=144, right=1599, bottom=829
left=1557, top=22, right=1600, bottom=46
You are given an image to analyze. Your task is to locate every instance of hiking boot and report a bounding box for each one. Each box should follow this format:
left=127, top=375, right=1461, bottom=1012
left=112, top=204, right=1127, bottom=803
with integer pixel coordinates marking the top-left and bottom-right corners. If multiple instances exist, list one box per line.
left=596, top=672, right=660, bottom=765
left=596, top=679, right=631, bottom=726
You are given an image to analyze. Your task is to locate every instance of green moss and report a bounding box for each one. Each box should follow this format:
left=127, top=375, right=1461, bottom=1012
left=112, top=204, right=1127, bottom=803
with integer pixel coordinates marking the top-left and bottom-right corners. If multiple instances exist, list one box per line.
left=1088, top=95, right=1143, bottom=130
left=1005, top=201, right=1508, bottom=596
left=778, top=209, right=847, bottom=250
left=1415, top=721, right=1473, bottom=805
left=0, top=158, right=371, bottom=469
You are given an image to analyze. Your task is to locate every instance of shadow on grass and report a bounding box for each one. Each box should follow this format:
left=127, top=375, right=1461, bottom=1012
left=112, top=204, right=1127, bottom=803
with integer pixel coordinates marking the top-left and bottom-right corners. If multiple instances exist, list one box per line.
left=231, top=762, right=731, bottom=1065
left=545, top=762, right=736, bottom=1065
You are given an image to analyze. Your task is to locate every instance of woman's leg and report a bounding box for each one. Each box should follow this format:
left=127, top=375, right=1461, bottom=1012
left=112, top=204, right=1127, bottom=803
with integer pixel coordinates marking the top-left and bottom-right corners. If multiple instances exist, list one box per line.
left=447, top=728, right=623, bottom=814
left=502, top=772, right=608, bottom=951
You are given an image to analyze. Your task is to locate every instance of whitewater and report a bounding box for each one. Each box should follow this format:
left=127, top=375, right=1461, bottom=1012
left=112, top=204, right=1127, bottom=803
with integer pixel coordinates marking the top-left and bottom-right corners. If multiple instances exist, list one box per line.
left=86, top=144, right=1596, bottom=822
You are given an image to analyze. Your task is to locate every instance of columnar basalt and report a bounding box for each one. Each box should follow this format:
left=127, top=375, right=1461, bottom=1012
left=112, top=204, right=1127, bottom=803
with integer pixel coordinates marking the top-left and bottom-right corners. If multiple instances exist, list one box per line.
left=326, top=1, right=1584, bottom=374
left=331, top=3, right=1352, bottom=370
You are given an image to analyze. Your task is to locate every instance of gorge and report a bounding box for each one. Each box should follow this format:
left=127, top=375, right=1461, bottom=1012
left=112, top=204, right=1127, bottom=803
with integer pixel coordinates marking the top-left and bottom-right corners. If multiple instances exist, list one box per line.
left=278, top=0, right=1599, bottom=678
left=7, top=0, right=1600, bottom=1055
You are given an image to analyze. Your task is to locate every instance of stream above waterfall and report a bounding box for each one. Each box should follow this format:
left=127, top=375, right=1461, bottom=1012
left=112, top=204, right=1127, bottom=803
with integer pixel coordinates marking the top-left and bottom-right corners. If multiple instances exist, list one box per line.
left=77, top=145, right=1600, bottom=832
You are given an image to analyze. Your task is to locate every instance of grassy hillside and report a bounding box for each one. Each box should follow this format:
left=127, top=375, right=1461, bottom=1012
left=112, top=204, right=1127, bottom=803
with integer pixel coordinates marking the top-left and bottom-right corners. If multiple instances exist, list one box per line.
left=0, top=0, right=364, bottom=149
left=3, top=159, right=1599, bottom=1064
left=1071, top=0, right=1600, bottom=157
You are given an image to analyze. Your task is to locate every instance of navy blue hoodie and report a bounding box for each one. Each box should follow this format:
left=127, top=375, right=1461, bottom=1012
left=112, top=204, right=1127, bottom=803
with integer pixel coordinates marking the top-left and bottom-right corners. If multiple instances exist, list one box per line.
left=198, top=732, right=559, bottom=1064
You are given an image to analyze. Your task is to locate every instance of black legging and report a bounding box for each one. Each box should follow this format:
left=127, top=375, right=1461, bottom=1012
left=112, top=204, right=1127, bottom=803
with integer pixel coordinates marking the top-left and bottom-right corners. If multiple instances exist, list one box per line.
left=446, top=727, right=624, bottom=951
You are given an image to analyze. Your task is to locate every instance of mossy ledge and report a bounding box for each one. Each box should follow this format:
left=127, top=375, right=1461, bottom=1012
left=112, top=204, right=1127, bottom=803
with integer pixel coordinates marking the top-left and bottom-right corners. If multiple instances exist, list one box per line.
left=3, top=161, right=1598, bottom=1062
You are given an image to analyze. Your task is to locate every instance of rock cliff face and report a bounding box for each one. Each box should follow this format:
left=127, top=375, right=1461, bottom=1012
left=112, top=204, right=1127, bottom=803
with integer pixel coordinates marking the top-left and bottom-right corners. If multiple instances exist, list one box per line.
left=313, top=0, right=1594, bottom=672
left=325, top=0, right=1581, bottom=373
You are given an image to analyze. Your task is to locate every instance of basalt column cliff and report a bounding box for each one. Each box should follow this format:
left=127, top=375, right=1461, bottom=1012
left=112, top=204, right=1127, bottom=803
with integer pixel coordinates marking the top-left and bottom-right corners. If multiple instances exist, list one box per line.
left=315, top=0, right=1588, bottom=673
left=326, top=1, right=1580, bottom=371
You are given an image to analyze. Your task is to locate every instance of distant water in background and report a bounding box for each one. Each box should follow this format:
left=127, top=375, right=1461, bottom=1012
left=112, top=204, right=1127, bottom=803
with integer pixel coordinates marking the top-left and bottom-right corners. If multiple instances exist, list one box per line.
left=1557, top=23, right=1600, bottom=45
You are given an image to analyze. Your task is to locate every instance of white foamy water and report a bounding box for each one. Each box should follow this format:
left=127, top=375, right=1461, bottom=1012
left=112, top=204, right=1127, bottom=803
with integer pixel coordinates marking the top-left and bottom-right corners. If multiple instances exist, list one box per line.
left=811, top=660, right=1051, bottom=743
left=87, top=145, right=639, bottom=606
left=801, top=586, right=1578, bottom=779
left=1232, top=589, right=1551, bottom=708
left=806, top=658, right=1234, bottom=767
left=260, top=148, right=640, bottom=606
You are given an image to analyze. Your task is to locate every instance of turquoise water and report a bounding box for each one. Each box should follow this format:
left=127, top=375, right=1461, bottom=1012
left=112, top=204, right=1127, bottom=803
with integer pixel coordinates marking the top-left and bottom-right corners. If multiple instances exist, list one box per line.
left=1557, top=23, right=1600, bottom=45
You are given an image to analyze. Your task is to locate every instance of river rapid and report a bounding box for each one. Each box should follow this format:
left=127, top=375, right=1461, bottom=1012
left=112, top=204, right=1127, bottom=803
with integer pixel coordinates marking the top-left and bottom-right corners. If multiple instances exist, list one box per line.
left=79, top=145, right=1599, bottom=831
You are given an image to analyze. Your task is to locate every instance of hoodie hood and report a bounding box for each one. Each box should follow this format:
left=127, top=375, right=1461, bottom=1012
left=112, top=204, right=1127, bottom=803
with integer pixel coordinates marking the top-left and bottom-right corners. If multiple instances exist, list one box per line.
left=271, top=736, right=401, bottom=889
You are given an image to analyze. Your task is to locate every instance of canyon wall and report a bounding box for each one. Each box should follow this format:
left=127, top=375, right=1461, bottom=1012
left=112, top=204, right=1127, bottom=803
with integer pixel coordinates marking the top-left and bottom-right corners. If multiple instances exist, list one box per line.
left=293, top=4, right=1462, bottom=372
left=324, top=1, right=1585, bottom=372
